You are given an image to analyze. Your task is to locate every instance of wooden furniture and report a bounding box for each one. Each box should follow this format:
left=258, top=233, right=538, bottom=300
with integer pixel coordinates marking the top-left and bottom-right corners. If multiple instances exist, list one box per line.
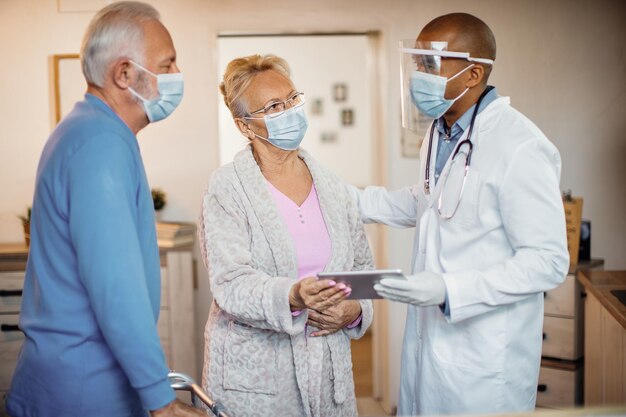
left=578, top=270, right=626, bottom=406
left=158, top=246, right=197, bottom=380
left=0, top=243, right=28, bottom=417
left=0, top=242, right=196, bottom=416
left=536, top=259, right=603, bottom=409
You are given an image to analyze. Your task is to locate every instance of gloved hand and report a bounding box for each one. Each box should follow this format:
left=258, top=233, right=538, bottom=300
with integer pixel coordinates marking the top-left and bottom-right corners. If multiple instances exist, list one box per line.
left=374, top=271, right=446, bottom=306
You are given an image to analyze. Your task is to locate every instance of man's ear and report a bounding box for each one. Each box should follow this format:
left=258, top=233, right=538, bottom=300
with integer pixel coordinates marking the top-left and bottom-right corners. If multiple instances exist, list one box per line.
left=467, top=64, right=485, bottom=88
left=111, top=59, right=133, bottom=89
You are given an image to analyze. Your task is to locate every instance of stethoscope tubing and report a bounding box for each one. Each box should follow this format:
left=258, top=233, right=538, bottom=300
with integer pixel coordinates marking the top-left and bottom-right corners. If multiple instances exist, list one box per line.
left=424, top=85, right=494, bottom=195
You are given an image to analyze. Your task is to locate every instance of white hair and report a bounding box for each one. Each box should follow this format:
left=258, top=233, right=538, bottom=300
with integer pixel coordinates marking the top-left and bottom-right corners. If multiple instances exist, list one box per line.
left=80, top=1, right=160, bottom=87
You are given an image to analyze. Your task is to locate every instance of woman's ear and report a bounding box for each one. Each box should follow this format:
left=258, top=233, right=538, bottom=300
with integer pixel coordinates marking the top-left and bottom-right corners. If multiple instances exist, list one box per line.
left=235, top=118, right=254, bottom=140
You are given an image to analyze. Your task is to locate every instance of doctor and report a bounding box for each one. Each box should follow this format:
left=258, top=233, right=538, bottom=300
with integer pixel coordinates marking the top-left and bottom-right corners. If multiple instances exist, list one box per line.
left=353, top=13, right=569, bottom=415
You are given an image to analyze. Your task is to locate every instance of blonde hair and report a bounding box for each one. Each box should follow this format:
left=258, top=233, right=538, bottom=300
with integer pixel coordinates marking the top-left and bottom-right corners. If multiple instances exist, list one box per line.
left=219, top=54, right=292, bottom=119
left=81, top=1, right=160, bottom=87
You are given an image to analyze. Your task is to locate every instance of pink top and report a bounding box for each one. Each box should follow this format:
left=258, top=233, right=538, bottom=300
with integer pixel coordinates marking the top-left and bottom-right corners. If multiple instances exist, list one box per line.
left=267, top=181, right=362, bottom=329
left=267, top=181, right=332, bottom=279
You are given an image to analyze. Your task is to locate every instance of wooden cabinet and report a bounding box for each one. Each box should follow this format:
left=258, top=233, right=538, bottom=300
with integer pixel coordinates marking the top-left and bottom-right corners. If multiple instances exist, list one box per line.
left=580, top=271, right=626, bottom=406
left=537, top=360, right=583, bottom=408
left=158, top=247, right=197, bottom=380
left=536, top=259, right=603, bottom=409
left=0, top=244, right=27, bottom=417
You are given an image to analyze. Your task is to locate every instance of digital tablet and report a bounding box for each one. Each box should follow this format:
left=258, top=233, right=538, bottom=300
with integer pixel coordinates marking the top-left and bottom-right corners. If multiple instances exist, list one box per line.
left=317, top=269, right=406, bottom=300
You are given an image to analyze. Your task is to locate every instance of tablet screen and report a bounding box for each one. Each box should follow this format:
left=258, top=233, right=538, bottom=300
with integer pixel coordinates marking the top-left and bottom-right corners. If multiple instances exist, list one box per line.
left=317, top=269, right=406, bottom=299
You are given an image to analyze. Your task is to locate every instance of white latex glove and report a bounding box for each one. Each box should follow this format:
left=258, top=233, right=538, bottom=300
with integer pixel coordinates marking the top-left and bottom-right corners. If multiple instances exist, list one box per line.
left=374, top=271, right=446, bottom=306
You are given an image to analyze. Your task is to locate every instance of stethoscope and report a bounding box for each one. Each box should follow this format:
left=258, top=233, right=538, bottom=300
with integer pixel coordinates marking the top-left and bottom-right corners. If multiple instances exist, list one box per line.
left=423, top=86, right=494, bottom=218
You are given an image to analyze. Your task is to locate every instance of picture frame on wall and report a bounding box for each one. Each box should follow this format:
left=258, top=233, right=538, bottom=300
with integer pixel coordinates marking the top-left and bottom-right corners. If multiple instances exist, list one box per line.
left=333, top=83, right=348, bottom=102
left=311, top=98, right=324, bottom=115
left=341, top=109, right=354, bottom=126
left=50, top=54, right=83, bottom=126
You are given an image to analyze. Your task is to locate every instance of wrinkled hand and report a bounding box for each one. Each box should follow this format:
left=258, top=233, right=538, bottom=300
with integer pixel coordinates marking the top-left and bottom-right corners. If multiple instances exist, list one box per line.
left=307, top=300, right=362, bottom=337
left=290, top=277, right=351, bottom=312
left=374, top=271, right=446, bottom=306
left=150, top=399, right=206, bottom=417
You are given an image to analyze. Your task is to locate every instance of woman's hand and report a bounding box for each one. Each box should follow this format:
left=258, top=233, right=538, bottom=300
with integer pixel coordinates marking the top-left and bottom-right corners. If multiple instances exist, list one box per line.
left=289, top=277, right=351, bottom=312
left=307, top=300, right=362, bottom=337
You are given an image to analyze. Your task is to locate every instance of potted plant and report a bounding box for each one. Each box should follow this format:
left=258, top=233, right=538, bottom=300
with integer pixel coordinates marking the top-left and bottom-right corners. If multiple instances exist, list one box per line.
left=18, top=207, right=31, bottom=247
left=151, top=188, right=166, bottom=221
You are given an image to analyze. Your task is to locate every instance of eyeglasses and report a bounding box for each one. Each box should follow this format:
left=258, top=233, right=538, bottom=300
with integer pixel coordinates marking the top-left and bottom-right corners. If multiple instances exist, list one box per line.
left=248, top=92, right=305, bottom=118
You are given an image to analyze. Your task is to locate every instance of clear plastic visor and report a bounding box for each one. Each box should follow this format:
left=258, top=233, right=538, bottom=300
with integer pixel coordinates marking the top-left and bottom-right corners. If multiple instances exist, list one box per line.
left=398, top=40, right=494, bottom=132
left=399, top=40, right=449, bottom=132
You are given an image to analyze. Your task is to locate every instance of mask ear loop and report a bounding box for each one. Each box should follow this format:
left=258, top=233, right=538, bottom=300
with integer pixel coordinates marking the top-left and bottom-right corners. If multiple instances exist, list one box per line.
left=241, top=120, right=270, bottom=142
left=446, top=64, right=475, bottom=103
left=447, top=63, right=474, bottom=82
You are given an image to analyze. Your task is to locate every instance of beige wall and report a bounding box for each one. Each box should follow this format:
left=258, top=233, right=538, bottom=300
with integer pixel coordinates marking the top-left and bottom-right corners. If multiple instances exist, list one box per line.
left=1, top=0, right=624, bottom=408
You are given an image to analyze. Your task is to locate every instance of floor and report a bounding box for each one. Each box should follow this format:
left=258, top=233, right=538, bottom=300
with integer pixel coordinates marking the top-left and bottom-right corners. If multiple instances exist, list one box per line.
left=352, top=332, right=392, bottom=416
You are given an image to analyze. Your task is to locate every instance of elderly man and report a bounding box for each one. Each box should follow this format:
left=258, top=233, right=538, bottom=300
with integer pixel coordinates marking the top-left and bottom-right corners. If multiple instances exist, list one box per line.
left=352, top=13, right=569, bottom=415
left=6, top=2, right=203, bottom=417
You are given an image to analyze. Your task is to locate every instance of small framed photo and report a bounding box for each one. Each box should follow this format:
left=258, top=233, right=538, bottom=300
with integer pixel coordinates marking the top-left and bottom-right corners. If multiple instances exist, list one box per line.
left=320, top=131, right=337, bottom=143
left=311, top=98, right=324, bottom=115
left=333, top=83, right=348, bottom=102
left=341, top=109, right=354, bottom=126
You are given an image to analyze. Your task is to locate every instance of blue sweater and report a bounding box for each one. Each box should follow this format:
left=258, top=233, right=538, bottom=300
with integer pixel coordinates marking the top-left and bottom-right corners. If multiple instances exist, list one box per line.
left=7, top=94, right=175, bottom=417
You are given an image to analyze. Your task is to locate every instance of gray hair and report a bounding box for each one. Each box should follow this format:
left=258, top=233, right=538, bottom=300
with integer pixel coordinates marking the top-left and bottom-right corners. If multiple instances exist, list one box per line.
left=80, top=1, right=160, bottom=87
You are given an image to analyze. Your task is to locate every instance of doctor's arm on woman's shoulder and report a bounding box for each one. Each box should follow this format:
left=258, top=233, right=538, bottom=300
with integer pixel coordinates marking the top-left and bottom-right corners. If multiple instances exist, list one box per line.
left=346, top=183, right=418, bottom=227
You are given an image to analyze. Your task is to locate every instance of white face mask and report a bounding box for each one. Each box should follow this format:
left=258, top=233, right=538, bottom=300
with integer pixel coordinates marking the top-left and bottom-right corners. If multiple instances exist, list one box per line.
left=410, top=64, right=473, bottom=119
left=128, top=60, right=184, bottom=123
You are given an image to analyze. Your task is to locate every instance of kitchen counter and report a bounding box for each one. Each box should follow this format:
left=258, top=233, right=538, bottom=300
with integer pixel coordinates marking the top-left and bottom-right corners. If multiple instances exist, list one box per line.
left=577, top=270, right=626, bottom=329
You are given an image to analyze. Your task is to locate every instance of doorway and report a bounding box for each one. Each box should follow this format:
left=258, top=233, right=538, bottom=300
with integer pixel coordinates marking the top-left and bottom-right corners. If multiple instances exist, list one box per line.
left=216, top=32, right=387, bottom=405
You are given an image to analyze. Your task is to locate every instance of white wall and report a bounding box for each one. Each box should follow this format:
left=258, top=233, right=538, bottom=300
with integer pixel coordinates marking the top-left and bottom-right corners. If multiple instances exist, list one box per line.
left=1, top=0, right=625, bottom=409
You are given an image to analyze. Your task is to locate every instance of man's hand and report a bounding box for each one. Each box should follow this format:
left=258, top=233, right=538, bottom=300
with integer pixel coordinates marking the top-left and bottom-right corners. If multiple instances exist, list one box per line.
left=374, top=271, right=446, bottom=306
left=307, top=300, right=362, bottom=337
left=150, top=399, right=207, bottom=417
left=290, top=277, right=351, bottom=311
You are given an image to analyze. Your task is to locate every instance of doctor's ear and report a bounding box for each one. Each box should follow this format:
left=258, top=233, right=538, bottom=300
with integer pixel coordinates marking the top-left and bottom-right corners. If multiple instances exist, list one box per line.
left=466, top=64, right=485, bottom=88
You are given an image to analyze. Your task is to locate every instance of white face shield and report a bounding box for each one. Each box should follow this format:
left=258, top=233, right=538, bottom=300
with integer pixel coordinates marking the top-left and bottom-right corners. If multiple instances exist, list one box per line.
left=399, top=39, right=494, bottom=131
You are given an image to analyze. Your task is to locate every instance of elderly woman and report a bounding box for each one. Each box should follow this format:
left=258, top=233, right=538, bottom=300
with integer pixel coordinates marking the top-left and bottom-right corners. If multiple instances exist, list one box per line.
left=199, top=54, right=374, bottom=417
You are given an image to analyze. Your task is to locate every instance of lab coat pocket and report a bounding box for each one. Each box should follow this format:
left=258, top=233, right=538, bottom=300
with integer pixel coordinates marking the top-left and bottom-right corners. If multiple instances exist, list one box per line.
left=432, top=309, right=506, bottom=373
left=441, top=169, right=481, bottom=228
left=431, top=311, right=506, bottom=411
left=223, top=321, right=278, bottom=395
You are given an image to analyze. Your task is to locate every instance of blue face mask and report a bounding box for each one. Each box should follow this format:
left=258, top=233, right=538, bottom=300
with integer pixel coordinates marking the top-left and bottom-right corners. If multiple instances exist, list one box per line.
left=410, top=64, right=473, bottom=118
left=246, top=105, right=308, bottom=151
left=128, top=60, right=184, bottom=123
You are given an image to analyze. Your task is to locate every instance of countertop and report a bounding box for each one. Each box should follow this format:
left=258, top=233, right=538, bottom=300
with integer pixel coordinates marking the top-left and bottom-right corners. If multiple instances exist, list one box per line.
left=0, top=242, right=29, bottom=271
left=578, top=269, right=626, bottom=329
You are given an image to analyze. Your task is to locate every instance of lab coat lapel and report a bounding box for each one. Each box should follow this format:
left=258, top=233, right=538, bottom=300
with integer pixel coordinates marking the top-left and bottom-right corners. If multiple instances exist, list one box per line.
left=426, top=128, right=470, bottom=210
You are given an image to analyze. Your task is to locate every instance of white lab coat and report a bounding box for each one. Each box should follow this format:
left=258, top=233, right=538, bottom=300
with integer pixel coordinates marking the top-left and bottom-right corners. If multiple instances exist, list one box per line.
left=355, top=97, right=569, bottom=415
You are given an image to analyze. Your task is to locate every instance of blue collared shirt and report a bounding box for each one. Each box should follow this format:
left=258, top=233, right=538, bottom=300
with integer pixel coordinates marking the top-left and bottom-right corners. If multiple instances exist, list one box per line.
left=434, top=86, right=499, bottom=183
